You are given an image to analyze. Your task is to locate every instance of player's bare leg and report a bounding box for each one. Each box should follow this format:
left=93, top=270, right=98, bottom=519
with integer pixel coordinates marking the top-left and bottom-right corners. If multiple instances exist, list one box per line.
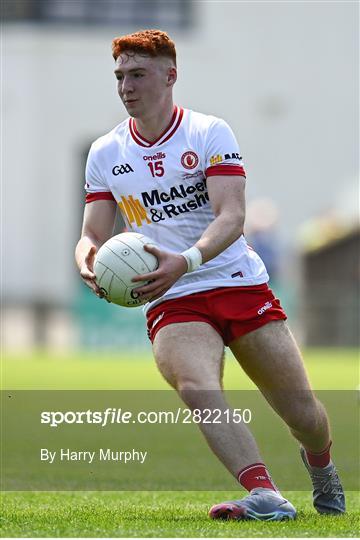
left=153, top=321, right=297, bottom=521
left=229, top=320, right=329, bottom=451
left=229, top=320, right=345, bottom=514
left=153, top=321, right=262, bottom=475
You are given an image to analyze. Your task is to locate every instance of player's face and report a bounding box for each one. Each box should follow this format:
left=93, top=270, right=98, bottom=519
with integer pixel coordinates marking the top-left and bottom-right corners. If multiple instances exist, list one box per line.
left=114, top=53, right=176, bottom=118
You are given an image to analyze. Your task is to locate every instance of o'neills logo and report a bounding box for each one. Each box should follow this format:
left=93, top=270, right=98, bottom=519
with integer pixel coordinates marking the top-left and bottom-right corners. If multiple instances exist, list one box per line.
left=258, top=301, right=273, bottom=315
left=143, top=152, right=166, bottom=161
left=181, top=151, right=199, bottom=170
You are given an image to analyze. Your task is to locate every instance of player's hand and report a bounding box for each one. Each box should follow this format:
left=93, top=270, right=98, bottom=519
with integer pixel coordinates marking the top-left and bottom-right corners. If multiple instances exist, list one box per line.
left=132, top=244, right=188, bottom=301
left=79, top=246, right=105, bottom=298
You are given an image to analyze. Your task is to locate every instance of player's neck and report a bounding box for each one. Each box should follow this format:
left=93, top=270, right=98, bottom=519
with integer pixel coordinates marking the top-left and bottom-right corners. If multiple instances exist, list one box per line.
left=134, top=101, right=175, bottom=143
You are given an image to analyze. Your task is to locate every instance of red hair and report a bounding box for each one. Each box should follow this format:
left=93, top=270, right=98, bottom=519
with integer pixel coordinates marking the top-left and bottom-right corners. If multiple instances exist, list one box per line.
left=112, top=29, right=176, bottom=66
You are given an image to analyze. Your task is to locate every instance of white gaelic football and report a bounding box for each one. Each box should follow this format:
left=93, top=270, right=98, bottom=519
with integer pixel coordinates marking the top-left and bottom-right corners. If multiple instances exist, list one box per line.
left=94, top=232, right=159, bottom=307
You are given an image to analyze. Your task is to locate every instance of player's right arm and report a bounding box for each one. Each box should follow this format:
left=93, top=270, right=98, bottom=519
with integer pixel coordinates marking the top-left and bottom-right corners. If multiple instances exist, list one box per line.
left=75, top=199, right=117, bottom=295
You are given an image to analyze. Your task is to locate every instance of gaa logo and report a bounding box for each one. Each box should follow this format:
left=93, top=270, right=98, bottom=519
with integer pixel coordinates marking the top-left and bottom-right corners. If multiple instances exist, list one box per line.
left=181, top=151, right=199, bottom=170
left=112, top=164, right=134, bottom=175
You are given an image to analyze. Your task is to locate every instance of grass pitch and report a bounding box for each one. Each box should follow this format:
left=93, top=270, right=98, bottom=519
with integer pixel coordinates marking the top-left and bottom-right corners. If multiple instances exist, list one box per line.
left=2, top=347, right=358, bottom=390
left=1, top=348, right=359, bottom=537
left=1, top=491, right=359, bottom=538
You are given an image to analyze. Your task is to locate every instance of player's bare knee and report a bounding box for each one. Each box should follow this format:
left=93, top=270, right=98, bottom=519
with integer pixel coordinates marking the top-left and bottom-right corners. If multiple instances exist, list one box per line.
left=153, top=354, right=178, bottom=389
left=176, top=378, right=222, bottom=409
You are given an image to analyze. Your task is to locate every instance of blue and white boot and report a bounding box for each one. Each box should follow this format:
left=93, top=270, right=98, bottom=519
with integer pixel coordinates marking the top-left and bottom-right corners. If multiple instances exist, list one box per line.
left=300, top=446, right=346, bottom=514
left=209, top=488, right=297, bottom=521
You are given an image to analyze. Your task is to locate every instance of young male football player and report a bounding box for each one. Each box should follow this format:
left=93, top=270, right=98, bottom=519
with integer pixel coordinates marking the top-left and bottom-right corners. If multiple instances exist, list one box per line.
left=75, top=29, right=345, bottom=521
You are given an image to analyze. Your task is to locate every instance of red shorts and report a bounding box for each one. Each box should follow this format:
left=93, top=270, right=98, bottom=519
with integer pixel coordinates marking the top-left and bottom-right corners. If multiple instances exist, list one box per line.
left=146, top=284, right=287, bottom=346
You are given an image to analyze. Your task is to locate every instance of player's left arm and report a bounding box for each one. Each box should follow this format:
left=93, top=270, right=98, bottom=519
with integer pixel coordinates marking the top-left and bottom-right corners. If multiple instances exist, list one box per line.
left=193, top=174, right=246, bottom=262
left=133, top=174, right=245, bottom=301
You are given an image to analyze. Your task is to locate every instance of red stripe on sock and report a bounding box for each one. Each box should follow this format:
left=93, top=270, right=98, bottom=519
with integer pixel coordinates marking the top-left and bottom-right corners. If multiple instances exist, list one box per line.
left=237, top=463, right=278, bottom=492
left=306, top=441, right=332, bottom=468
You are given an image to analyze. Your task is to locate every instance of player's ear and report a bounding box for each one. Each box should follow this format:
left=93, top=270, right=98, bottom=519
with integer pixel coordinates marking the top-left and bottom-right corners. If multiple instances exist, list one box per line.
left=166, top=67, right=177, bottom=87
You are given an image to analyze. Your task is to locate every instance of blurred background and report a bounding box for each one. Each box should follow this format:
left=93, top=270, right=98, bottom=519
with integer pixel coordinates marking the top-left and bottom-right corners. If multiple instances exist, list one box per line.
left=2, top=0, right=359, bottom=353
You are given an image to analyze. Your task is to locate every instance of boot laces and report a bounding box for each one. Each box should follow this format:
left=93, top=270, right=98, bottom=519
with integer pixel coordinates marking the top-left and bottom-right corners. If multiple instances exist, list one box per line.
left=312, top=467, right=343, bottom=497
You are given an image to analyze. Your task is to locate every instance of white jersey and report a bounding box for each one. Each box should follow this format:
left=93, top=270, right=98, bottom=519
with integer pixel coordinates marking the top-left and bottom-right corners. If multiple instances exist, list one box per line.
left=85, top=106, right=269, bottom=312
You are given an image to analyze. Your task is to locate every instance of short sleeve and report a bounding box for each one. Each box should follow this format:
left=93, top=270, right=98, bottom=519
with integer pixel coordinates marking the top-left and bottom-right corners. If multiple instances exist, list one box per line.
left=84, top=144, right=115, bottom=204
left=205, top=118, right=246, bottom=178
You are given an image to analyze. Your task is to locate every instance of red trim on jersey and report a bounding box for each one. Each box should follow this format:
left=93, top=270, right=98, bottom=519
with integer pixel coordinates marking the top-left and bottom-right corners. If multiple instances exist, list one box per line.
left=206, top=164, right=246, bottom=177
left=129, top=106, right=183, bottom=147
left=129, top=118, right=150, bottom=147
left=133, top=106, right=177, bottom=145
left=160, top=107, right=184, bottom=145
left=85, top=192, right=116, bottom=203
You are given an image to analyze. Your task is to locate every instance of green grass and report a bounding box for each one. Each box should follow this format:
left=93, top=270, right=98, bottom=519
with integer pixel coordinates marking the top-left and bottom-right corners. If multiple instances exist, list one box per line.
left=1, top=491, right=359, bottom=537
left=1, top=348, right=359, bottom=537
left=2, top=348, right=359, bottom=390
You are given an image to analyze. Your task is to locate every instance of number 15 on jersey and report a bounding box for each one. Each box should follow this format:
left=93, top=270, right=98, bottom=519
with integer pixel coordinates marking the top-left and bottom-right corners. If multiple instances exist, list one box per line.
left=147, top=160, right=164, bottom=177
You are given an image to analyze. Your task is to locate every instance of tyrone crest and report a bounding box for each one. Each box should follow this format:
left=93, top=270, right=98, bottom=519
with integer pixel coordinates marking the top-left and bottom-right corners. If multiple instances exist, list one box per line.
left=181, top=151, right=199, bottom=170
